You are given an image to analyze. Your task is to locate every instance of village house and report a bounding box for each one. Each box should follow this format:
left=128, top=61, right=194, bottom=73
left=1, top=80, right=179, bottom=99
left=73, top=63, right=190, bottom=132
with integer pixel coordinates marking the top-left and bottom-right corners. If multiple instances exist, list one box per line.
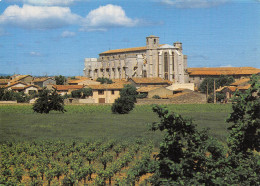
left=8, top=75, right=33, bottom=85
left=5, top=82, right=41, bottom=94
left=129, top=77, right=172, bottom=89
left=52, top=85, right=84, bottom=95
left=0, top=79, right=9, bottom=88
left=187, top=67, right=260, bottom=88
left=137, top=86, right=173, bottom=98
left=87, top=83, right=126, bottom=103
left=68, top=78, right=100, bottom=86
left=32, top=77, right=56, bottom=88
left=216, top=78, right=252, bottom=99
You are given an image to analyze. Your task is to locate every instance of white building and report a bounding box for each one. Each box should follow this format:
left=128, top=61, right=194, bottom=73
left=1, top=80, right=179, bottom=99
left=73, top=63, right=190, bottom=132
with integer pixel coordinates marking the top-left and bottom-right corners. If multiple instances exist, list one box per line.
left=84, top=35, right=189, bottom=83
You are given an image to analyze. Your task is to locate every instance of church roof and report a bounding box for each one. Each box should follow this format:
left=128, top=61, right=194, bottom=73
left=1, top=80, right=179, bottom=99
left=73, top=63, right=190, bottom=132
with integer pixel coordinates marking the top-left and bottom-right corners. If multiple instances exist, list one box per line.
left=130, top=77, right=172, bottom=85
left=100, top=44, right=165, bottom=55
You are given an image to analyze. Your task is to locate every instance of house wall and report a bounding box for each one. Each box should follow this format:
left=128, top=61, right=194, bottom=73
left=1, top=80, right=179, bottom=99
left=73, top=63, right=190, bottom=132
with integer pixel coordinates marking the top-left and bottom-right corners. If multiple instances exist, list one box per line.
left=167, top=83, right=195, bottom=91
left=21, top=76, right=33, bottom=84
left=43, top=79, right=56, bottom=87
left=24, top=87, right=38, bottom=94
left=91, top=89, right=120, bottom=103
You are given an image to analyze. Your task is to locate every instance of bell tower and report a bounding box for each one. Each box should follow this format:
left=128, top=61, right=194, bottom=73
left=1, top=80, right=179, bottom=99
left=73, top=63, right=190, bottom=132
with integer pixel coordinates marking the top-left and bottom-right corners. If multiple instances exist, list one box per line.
left=146, top=35, right=159, bottom=77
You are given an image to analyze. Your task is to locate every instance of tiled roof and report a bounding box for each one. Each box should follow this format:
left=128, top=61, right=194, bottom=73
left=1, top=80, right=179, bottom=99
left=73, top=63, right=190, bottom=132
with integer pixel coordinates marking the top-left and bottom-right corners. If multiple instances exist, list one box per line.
left=130, top=77, right=172, bottom=85
left=187, top=67, right=260, bottom=76
left=230, top=78, right=250, bottom=86
left=53, top=85, right=84, bottom=91
left=33, top=77, right=53, bottom=82
left=10, top=75, right=32, bottom=83
left=0, top=79, right=9, bottom=84
left=87, top=83, right=125, bottom=90
left=11, top=85, right=41, bottom=90
left=6, top=81, right=28, bottom=88
left=137, top=86, right=160, bottom=92
left=238, top=84, right=251, bottom=90
left=100, top=44, right=165, bottom=55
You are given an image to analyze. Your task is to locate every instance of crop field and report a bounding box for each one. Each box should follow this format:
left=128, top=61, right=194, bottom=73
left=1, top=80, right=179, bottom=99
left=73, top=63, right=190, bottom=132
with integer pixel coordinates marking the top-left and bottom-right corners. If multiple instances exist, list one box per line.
left=0, top=104, right=233, bottom=185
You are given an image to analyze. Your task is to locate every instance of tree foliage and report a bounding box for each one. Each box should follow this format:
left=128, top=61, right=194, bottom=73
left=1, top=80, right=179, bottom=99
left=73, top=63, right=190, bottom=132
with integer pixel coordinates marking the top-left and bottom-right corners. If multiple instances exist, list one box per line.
left=71, top=88, right=92, bottom=98
left=199, top=75, right=234, bottom=94
left=111, top=84, right=137, bottom=114
left=55, top=75, right=66, bottom=85
left=33, top=88, right=66, bottom=114
left=96, top=77, right=113, bottom=84
left=150, top=75, right=260, bottom=185
left=227, top=74, right=260, bottom=155
left=150, top=105, right=227, bottom=185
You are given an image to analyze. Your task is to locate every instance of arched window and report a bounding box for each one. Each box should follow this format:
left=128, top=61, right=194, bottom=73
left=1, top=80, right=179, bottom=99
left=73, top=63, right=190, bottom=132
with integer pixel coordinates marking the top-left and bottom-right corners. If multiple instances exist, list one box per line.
left=164, top=52, right=168, bottom=80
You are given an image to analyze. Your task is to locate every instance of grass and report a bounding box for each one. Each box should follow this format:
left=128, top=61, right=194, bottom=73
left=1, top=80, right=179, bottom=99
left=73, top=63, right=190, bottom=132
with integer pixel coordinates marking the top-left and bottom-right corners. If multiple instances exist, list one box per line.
left=0, top=104, right=233, bottom=145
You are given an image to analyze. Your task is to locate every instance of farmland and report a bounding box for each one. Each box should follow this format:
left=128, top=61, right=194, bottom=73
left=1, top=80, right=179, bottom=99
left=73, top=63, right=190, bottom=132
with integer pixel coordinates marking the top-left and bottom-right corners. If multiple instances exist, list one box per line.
left=0, top=104, right=233, bottom=185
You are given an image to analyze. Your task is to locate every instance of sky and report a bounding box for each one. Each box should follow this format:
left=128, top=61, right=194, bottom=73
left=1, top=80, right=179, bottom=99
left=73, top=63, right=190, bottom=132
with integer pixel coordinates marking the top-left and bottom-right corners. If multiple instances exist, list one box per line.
left=0, top=0, right=259, bottom=76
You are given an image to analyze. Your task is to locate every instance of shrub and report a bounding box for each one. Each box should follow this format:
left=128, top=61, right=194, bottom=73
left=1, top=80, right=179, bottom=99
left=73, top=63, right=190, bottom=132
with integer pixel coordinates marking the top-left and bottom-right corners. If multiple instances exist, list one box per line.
left=136, top=93, right=147, bottom=99
left=152, top=95, right=160, bottom=99
left=111, top=85, right=137, bottom=114
left=33, top=88, right=66, bottom=114
left=96, top=77, right=113, bottom=84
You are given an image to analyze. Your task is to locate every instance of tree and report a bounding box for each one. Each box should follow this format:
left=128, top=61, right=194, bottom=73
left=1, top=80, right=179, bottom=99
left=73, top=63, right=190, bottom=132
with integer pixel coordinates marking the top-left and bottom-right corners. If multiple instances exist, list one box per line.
left=150, top=105, right=227, bottom=185
left=96, top=77, right=113, bottom=84
left=55, top=75, right=66, bottom=85
left=227, top=74, right=260, bottom=155
left=111, top=84, right=137, bottom=114
left=199, top=75, right=234, bottom=94
left=71, top=88, right=92, bottom=98
left=33, top=88, right=66, bottom=114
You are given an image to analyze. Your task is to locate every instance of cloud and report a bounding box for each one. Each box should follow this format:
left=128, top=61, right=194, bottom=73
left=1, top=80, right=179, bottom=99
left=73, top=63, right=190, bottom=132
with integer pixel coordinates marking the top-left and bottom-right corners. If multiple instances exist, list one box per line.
left=29, top=51, right=41, bottom=56
left=0, top=4, right=81, bottom=29
left=8, top=0, right=78, bottom=6
left=81, top=4, right=139, bottom=31
left=61, top=31, right=76, bottom=38
left=220, top=65, right=233, bottom=67
left=160, top=0, right=228, bottom=8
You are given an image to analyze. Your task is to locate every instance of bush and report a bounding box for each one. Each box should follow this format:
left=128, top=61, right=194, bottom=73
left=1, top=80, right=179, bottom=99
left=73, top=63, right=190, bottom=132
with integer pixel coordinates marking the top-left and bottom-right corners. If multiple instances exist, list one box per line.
left=71, top=88, right=92, bottom=98
left=152, top=95, right=160, bottom=99
left=33, top=88, right=66, bottom=114
left=136, top=93, right=147, bottom=99
left=96, top=77, right=113, bottom=84
left=111, top=85, right=137, bottom=114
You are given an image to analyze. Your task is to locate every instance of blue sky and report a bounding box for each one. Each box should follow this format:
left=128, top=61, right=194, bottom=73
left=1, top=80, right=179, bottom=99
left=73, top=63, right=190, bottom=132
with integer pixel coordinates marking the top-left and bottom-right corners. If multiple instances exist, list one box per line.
left=0, top=0, right=259, bottom=76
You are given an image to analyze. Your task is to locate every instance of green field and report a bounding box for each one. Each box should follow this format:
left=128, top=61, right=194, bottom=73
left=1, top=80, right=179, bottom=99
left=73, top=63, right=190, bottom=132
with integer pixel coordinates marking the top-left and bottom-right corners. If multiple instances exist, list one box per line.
left=0, top=104, right=232, bottom=144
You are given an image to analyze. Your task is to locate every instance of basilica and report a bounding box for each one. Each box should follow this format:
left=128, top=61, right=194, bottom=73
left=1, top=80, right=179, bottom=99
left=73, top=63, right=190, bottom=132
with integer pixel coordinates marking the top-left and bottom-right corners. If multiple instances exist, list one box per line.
left=83, top=35, right=189, bottom=83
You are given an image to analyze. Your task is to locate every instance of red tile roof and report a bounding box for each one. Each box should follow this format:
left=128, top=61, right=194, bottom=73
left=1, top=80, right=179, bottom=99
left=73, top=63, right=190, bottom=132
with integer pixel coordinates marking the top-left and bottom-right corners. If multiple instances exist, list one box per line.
left=0, top=79, right=9, bottom=85
left=87, top=83, right=125, bottom=90
left=130, top=77, right=172, bottom=85
left=230, top=78, right=250, bottom=86
left=53, top=85, right=84, bottom=91
left=187, top=67, right=260, bottom=76
left=100, top=44, right=165, bottom=55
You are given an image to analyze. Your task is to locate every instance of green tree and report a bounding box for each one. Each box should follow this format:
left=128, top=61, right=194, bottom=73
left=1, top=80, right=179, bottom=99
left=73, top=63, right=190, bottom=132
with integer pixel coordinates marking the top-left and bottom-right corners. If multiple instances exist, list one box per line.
left=227, top=74, right=260, bottom=155
left=199, top=75, right=234, bottom=94
left=71, top=88, right=92, bottom=98
left=55, top=75, right=66, bottom=85
left=96, top=77, right=113, bottom=84
left=33, top=88, right=66, bottom=114
left=111, top=84, right=137, bottom=114
left=150, top=105, right=227, bottom=185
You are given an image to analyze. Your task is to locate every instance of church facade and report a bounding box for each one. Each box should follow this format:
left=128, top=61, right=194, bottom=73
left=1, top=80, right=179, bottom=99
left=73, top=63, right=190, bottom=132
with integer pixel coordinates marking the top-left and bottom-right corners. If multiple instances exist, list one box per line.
left=83, top=35, right=189, bottom=83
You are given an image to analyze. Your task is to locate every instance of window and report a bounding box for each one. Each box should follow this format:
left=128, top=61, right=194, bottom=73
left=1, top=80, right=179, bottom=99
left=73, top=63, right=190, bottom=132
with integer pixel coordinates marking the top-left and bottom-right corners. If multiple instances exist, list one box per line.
left=98, top=90, right=104, bottom=95
left=172, top=54, right=174, bottom=71
left=164, top=52, right=168, bottom=80
left=154, top=39, right=156, bottom=44
left=111, top=90, right=115, bottom=95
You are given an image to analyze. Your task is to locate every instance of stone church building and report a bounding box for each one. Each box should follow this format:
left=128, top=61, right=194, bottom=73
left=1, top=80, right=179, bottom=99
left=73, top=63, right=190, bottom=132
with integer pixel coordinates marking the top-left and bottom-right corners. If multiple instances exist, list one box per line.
left=83, top=35, right=189, bottom=83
